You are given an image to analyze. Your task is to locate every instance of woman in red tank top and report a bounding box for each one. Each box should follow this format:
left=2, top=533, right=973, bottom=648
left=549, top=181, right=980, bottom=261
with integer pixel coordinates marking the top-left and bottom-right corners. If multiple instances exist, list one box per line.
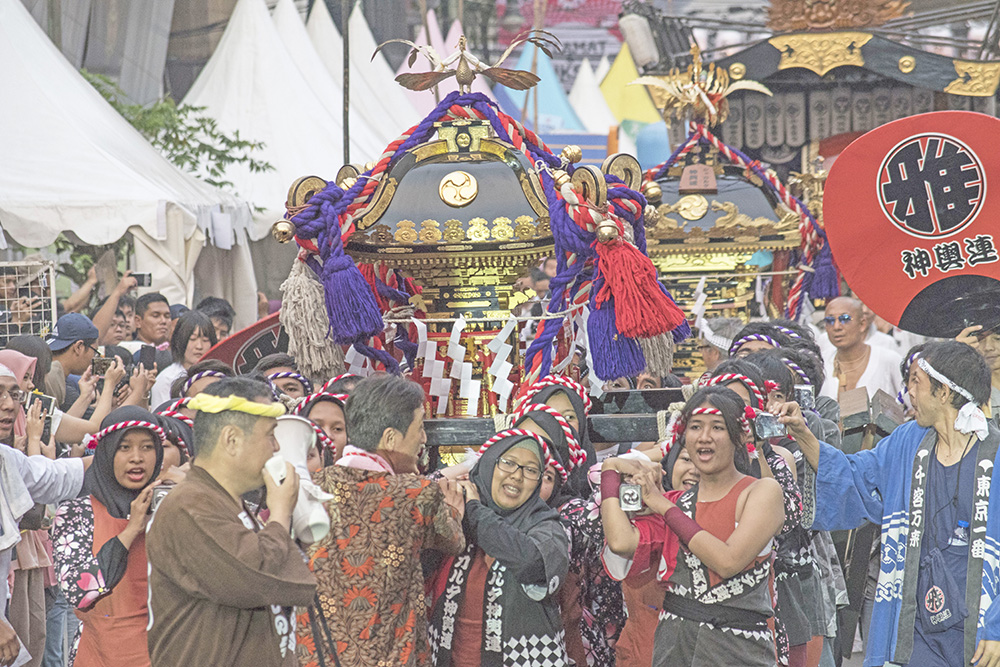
left=600, top=386, right=786, bottom=667
left=52, top=407, right=165, bottom=667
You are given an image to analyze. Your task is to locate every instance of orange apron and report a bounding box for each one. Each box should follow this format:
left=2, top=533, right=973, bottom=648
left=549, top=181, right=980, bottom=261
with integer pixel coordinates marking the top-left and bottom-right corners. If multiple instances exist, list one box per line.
left=74, top=497, right=151, bottom=667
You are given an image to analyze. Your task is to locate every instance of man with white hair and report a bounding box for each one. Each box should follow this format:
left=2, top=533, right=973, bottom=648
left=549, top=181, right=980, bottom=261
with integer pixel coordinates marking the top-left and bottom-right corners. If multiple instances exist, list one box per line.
left=697, top=317, right=744, bottom=372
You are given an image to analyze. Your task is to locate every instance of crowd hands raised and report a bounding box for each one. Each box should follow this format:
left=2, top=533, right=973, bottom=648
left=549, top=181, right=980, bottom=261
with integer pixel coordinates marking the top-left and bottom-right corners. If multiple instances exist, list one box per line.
left=0, top=272, right=999, bottom=667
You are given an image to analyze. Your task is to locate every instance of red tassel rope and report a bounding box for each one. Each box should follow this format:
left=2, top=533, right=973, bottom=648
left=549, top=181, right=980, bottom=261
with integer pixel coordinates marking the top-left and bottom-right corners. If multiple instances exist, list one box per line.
left=593, top=240, right=686, bottom=339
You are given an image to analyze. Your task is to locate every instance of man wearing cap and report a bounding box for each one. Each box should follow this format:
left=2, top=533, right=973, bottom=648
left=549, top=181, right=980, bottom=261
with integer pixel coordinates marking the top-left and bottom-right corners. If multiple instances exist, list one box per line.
left=145, top=377, right=315, bottom=666
left=783, top=340, right=1000, bottom=667
left=45, top=312, right=99, bottom=410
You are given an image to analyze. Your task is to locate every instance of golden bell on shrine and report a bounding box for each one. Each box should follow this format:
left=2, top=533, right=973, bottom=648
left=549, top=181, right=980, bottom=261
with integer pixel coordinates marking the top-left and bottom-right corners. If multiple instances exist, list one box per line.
left=560, top=145, right=583, bottom=164
left=596, top=221, right=620, bottom=243
left=641, top=180, right=663, bottom=205
left=644, top=204, right=661, bottom=227
left=271, top=220, right=295, bottom=243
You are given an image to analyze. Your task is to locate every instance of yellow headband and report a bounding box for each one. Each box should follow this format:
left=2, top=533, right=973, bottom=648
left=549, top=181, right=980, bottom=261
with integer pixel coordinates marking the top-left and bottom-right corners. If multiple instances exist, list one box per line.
left=187, top=394, right=287, bottom=418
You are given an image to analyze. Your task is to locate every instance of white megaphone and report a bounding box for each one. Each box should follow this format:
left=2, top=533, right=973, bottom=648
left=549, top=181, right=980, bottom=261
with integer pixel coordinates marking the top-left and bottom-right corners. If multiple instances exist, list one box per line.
left=270, top=415, right=334, bottom=544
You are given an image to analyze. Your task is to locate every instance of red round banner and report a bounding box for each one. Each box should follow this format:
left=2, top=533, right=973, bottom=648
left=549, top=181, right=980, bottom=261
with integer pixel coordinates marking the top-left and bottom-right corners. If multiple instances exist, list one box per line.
left=824, top=111, right=1000, bottom=337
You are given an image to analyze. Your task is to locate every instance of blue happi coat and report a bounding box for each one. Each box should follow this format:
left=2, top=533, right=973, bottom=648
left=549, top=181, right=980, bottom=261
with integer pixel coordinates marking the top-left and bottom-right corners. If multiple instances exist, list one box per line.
left=805, top=420, right=1000, bottom=667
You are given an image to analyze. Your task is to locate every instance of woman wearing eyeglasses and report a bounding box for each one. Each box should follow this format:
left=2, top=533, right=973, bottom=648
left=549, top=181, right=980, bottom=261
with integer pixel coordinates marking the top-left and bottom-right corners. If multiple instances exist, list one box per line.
left=427, top=430, right=570, bottom=667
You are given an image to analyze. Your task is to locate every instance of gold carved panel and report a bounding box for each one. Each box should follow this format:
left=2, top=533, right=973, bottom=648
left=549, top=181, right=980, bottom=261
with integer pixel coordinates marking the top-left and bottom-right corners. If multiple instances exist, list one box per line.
left=769, top=32, right=872, bottom=77
left=945, top=60, right=1000, bottom=97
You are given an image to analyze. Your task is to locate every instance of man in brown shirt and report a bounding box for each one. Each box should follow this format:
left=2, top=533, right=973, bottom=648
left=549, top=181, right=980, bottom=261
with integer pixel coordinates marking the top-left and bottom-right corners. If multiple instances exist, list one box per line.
left=146, top=377, right=316, bottom=667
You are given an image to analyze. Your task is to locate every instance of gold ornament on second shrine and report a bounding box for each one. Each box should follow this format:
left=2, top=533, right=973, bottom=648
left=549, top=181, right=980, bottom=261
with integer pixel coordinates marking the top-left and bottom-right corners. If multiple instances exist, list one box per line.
left=439, top=170, right=479, bottom=207
left=634, top=45, right=773, bottom=128
left=676, top=194, right=709, bottom=221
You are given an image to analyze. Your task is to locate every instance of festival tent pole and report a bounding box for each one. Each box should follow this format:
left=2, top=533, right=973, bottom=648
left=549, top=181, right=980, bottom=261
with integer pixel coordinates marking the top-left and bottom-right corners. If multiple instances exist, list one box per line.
left=305, top=0, right=422, bottom=147
left=271, top=0, right=383, bottom=161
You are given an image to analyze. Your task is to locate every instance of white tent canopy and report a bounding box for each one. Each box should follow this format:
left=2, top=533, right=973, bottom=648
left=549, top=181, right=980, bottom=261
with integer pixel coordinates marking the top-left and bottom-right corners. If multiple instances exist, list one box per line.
left=569, top=58, right=618, bottom=135
left=183, top=0, right=366, bottom=241
left=569, top=57, right=635, bottom=154
left=0, top=0, right=248, bottom=249
left=271, top=0, right=384, bottom=161
left=306, top=1, right=422, bottom=151
left=0, top=0, right=256, bottom=320
left=595, top=55, right=611, bottom=83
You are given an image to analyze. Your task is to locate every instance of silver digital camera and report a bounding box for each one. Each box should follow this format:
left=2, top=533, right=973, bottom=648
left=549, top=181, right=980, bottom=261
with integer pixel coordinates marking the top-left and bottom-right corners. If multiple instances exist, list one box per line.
left=619, top=483, right=643, bottom=512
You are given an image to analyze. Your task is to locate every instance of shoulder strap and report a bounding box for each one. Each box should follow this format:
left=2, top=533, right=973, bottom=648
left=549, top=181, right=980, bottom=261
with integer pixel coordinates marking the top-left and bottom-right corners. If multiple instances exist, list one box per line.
left=308, top=596, right=343, bottom=667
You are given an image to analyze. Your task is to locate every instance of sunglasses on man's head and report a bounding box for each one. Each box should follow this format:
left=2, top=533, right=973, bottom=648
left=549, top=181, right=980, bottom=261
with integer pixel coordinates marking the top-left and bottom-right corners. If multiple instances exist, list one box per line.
left=823, top=313, right=854, bottom=326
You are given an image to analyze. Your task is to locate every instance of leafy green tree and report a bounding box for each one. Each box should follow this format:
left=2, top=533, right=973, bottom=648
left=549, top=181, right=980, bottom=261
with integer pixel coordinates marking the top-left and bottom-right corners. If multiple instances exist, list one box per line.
left=82, top=70, right=272, bottom=192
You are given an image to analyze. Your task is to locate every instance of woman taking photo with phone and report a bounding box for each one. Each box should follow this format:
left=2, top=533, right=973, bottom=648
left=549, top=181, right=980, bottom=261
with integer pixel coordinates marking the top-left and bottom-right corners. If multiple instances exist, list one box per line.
left=601, top=386, right=785, bottom=667
left=51, top=406, right=164, bottom=666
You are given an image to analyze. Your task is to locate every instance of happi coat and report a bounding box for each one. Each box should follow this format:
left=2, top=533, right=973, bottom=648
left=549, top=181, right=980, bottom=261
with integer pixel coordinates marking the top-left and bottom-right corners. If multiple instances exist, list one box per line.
left=145, top=466, right=316, bottom=667
left=427, top=433, right=571, bottom=667
left=806, top=420, right=1000, bottom=667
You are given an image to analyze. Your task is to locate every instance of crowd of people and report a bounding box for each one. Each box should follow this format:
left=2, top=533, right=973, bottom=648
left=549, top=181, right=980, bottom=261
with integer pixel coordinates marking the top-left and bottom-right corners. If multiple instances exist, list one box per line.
left=0, top=264, right=997, bottom=667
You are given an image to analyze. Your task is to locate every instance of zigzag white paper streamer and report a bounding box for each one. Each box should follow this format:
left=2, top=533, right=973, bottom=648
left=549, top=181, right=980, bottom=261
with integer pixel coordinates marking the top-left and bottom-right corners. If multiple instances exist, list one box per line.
left=344, top=344, right=370, bottom=377
left=445, top=316, right=479, bottom=415
left=692, top=277, right=708, bottom=331
left=486, top=317, right=518, bottom=412
left=411, top=318, right=429, bottom=361
left=579, top=308, right=604, bottom=400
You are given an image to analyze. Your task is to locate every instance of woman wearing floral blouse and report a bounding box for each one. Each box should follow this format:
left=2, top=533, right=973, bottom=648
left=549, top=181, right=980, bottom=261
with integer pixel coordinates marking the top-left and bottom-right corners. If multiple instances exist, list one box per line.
left=52, top=406, right=164, bottom=667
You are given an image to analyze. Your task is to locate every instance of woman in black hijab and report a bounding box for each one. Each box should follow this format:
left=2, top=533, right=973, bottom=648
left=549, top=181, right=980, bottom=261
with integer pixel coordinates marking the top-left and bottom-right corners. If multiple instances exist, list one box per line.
left=514, top=403, right=627, bottom=666
left=52, top=406, right=164, bottom=667
left=428, top=430, right=570, bottom=667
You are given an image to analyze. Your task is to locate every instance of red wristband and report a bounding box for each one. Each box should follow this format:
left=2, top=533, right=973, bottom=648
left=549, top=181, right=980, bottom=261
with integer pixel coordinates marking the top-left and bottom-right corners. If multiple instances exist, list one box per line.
left=600, top=469, right=621, bottom=501
left=664, top=506, right=703, bottom=547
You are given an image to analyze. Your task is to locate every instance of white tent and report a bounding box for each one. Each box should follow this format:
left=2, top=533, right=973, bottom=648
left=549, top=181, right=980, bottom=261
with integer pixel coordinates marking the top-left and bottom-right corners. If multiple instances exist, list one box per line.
left=0, top=0, right=257, bottom=322
left=568, top=57, right=635, bottom=154
left=595, top=54, right=611, bottom=83
left=184, top=0, right=358, bottom=242
left=305, top=1, right=422, bottom=150
left=271, top=0, right=384, bottom=161
left=569, top=58, right=618, bottom=135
